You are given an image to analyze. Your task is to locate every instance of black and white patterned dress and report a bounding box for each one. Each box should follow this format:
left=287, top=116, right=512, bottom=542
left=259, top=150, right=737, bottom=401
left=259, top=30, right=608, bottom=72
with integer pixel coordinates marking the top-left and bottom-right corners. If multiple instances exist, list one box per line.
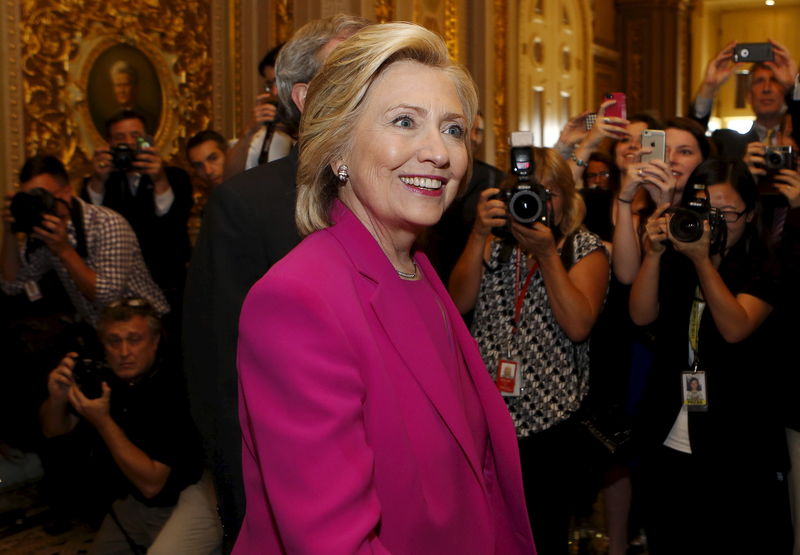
left=472, top=228, right=606, bottom=437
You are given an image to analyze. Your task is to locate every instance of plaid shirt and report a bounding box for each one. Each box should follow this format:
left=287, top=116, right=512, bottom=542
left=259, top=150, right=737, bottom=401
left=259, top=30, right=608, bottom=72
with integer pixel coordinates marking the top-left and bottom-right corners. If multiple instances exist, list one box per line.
left=1, top=197, right=168, bottom=326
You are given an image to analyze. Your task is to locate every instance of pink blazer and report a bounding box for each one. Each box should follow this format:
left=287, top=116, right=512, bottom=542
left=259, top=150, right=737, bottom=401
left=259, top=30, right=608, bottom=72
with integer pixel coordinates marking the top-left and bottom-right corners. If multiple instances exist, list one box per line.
left=234, top=201, right=535, bottom=554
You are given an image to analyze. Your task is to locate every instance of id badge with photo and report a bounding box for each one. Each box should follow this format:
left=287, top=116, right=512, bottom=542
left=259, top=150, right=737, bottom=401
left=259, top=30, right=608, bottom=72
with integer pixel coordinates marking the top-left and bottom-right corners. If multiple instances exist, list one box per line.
left=682, top=370, right=708, bottom=412
left=496, top=359, right=522, bottom=397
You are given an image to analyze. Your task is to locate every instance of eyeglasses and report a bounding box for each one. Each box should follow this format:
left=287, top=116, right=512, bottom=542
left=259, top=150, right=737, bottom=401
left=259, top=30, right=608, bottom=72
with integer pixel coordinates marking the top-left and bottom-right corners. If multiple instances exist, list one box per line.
left=586, top=171, right=610, bottom=179
left=720, top=209, right=747, bottom=223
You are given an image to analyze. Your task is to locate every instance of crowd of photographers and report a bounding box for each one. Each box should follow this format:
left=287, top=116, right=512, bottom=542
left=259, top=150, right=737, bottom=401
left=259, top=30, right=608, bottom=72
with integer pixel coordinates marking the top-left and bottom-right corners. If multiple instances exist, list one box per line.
left=0, top=18, right=799, bottom=555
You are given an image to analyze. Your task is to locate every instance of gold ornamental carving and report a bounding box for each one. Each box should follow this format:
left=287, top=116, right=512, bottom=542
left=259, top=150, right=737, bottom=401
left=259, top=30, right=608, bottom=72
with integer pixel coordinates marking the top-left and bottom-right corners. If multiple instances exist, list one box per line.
left=443, top=0, right=458, bottom=62
left=275, top=0, right=293, bottom=44
left=374, top=0, right=393, bottom=23
left=19, top=1, right=214, bottom=179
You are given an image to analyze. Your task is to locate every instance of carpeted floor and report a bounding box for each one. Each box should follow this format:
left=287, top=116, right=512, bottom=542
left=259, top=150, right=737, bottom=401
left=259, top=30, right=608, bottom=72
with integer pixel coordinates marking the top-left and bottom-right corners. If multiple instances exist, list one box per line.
left=0, top=483, right=96, bottom=555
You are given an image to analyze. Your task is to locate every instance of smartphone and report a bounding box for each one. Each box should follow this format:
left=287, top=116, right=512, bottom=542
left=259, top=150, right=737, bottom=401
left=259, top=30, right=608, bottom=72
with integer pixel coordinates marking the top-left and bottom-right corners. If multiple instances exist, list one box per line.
left=604, top=92, right=627, bottom=121
left=640, top=129, right=666, bottom=163
left=733, top=42, right=774, bottom=63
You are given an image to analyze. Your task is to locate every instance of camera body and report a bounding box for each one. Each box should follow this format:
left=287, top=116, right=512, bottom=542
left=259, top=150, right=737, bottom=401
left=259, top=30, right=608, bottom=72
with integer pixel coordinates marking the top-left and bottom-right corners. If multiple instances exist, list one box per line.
left=763, top=145, right=795, bottom=173
left=492, top=132, right=550, bottom=240
left=71, top=356, right=109, bottom=399
left=9, top=187, right=58, bottom=234
left=668, top=183, right=727, bottom=254
left=110, top=136, right=153, bottom=172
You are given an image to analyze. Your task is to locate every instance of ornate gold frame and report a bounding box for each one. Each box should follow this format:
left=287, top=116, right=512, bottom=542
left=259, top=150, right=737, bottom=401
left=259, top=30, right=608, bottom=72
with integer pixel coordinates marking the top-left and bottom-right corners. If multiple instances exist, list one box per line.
left=68, top=33, right=180, bottom=156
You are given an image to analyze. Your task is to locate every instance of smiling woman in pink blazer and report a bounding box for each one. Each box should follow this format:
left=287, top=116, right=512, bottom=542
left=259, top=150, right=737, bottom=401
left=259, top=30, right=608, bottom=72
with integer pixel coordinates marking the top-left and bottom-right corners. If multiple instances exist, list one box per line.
left=234, top=23, right=536, bottom=554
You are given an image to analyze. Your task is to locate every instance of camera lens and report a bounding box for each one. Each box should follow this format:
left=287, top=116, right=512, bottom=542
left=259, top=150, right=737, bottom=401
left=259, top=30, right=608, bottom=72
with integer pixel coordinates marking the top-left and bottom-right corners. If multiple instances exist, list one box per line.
left=112, top=144, right=135, bottom=172
left=669, top=209, right=704, bottom=242
left=766, top=151, right=784, bottom=168
left=508, top=189, right=545, bottom=224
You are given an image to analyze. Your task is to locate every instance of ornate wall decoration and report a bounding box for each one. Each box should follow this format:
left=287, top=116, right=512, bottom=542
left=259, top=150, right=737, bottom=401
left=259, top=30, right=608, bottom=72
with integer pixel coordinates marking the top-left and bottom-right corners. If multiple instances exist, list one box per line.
left=374, top=0, right=393, bottom=23
left=275, top=0, right=294, bottom=43
left=2, top=0, right=26, bottom=191
left=493, top=0, right=508, bottom=169
left=443, top=0, right=459, bottom=62
left=19, top=0, right=214, bottom=179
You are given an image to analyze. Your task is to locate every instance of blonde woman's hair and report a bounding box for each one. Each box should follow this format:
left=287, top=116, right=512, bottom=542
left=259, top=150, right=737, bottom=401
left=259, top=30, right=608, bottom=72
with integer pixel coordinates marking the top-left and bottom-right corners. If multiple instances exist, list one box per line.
left=295, top=22, right=478, bottom=237
left=532, top=147, right=585, bottom=237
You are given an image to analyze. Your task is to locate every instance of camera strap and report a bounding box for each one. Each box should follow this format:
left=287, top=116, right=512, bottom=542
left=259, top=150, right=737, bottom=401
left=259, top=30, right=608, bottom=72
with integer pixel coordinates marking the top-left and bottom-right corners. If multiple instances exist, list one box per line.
left=511, top=247, right=539, bottom=336
left=69, top=198, right=88, bottom=259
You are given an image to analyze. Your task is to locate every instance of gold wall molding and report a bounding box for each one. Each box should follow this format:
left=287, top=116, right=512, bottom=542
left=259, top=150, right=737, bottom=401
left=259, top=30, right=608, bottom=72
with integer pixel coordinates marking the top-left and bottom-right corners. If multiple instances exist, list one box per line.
left=493, top=0, right=508, bottom=169
left=443, top=0, right=459, bottom=62
left=16, top=1, right=214, bottom=181
left=1, top=0, right=26, bottom=193
left=374, top=0, right=393, bottom=22
left=275, top=0, right=294, bottom=43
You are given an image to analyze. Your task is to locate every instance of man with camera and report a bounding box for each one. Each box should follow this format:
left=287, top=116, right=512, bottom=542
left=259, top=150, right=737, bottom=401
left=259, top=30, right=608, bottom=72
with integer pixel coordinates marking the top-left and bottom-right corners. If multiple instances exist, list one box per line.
left=82, top=110, right=193, bottom=316
left=690, top=39, right=798, bottom=160
left=40, top=299, right=221, bottom=552
left=1, top=155, right=167, bottom=327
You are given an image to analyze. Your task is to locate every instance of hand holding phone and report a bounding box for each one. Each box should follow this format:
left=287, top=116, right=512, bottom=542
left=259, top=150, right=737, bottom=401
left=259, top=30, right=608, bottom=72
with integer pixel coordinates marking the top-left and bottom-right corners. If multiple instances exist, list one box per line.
left=640, top=129, right=666, bottom=164
left=604, top=92, right=627, bottom=121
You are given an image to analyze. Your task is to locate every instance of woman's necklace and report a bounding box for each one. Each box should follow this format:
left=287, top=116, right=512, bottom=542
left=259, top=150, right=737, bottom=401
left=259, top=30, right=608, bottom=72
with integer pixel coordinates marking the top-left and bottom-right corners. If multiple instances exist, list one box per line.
left=396, top=261, right=418, bottom=280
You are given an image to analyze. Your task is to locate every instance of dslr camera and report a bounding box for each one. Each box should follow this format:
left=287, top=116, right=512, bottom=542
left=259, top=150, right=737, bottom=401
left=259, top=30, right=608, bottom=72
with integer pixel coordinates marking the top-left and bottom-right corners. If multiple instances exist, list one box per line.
left=668, top=183, right=727, bottom=254
left=71, top=355, right=109, bottom=399
left=492, top=132, right=551, bottom=240
left=9, top=187, right=59, bottom=234
left=110, top=136, right=153, bottom=172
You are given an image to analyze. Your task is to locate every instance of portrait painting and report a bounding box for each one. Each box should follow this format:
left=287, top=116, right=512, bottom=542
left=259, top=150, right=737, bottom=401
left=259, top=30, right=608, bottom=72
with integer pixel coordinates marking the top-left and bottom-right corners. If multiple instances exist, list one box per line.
left=86, top=43, right=162, bottom=137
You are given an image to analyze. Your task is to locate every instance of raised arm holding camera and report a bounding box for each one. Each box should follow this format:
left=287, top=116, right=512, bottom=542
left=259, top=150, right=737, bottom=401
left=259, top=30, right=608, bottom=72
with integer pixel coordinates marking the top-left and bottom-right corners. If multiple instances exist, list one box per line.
left=1, top=155, right=167, bottom=327
left=38, top=299, right=221, bottom=553
left=629, top=159, right=792, bottom=554
left=449, top=141, right=609, bottom=555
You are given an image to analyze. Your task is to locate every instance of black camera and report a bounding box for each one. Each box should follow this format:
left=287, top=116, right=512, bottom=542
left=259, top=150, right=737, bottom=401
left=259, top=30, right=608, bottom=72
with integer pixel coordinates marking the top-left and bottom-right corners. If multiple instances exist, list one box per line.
left=763, top=145, right=795, bottom=173
left=9, top=187, right=58, bottom=234
left=110, top=136, right=153, bottom=172
left=71, top=356, right=109, bottom=399
left=492, top=132, right=550, bottom=240
left=668, top=183, right=727, bottom=254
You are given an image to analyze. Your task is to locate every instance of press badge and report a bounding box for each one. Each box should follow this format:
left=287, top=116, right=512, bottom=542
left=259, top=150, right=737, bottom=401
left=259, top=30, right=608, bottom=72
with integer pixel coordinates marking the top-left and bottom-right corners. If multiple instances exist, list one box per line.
left=496, top=359, right=521, bottom=397
left=682, top=370, right=708, bottom=412
left=23, top=280, right=42, bottom=302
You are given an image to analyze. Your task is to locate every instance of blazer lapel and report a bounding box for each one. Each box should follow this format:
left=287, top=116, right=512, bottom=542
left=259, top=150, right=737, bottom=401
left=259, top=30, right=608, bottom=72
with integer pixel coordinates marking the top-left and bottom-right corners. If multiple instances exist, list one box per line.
left=327, top=202, right=483, bottom=479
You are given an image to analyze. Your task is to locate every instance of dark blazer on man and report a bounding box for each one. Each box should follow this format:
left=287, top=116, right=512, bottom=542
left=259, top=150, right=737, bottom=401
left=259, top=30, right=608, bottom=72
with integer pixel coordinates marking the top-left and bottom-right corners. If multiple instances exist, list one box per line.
left=181, top=148, right=300, bottom=549
left=80, top=167, right=193, bottom=304
left=688, top=100, right=759, bottom=161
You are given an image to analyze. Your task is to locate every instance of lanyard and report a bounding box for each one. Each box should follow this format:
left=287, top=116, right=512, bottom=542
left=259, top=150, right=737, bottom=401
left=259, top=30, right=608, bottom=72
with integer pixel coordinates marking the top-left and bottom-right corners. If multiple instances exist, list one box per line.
left=512, top=247, right=539, bottom=336
left=688, top=285, right=705, bottom=368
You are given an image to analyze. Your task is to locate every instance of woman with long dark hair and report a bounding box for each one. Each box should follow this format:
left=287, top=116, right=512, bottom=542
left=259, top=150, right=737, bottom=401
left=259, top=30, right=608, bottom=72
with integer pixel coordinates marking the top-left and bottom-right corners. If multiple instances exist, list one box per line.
left=629, top=158, right=792, bottom=554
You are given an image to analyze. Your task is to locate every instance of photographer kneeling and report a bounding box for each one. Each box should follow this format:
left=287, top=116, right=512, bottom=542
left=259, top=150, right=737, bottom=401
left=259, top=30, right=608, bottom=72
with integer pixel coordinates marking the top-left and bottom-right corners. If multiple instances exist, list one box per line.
left=40, top=299, right=221, bottom=554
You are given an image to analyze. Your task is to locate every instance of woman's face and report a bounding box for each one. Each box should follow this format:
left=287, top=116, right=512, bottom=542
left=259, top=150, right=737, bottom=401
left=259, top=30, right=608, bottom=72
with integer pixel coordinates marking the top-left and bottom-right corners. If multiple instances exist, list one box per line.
left=707, top=182, right=751, bottom=250
left=338, top=60, right=469, bottom=239
left=614, top=121, right=647, bottom=171
left=688, top=378, right=700, bottom=391
left=585, top=160, right=611, bottom=190
left=666, top=128, right=704, bottom=196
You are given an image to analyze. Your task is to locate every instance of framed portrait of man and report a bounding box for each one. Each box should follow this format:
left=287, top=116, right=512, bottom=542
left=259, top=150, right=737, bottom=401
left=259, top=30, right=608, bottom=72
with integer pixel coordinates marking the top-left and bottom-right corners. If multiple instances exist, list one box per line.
left=86, top=43, right=162, bottom=137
